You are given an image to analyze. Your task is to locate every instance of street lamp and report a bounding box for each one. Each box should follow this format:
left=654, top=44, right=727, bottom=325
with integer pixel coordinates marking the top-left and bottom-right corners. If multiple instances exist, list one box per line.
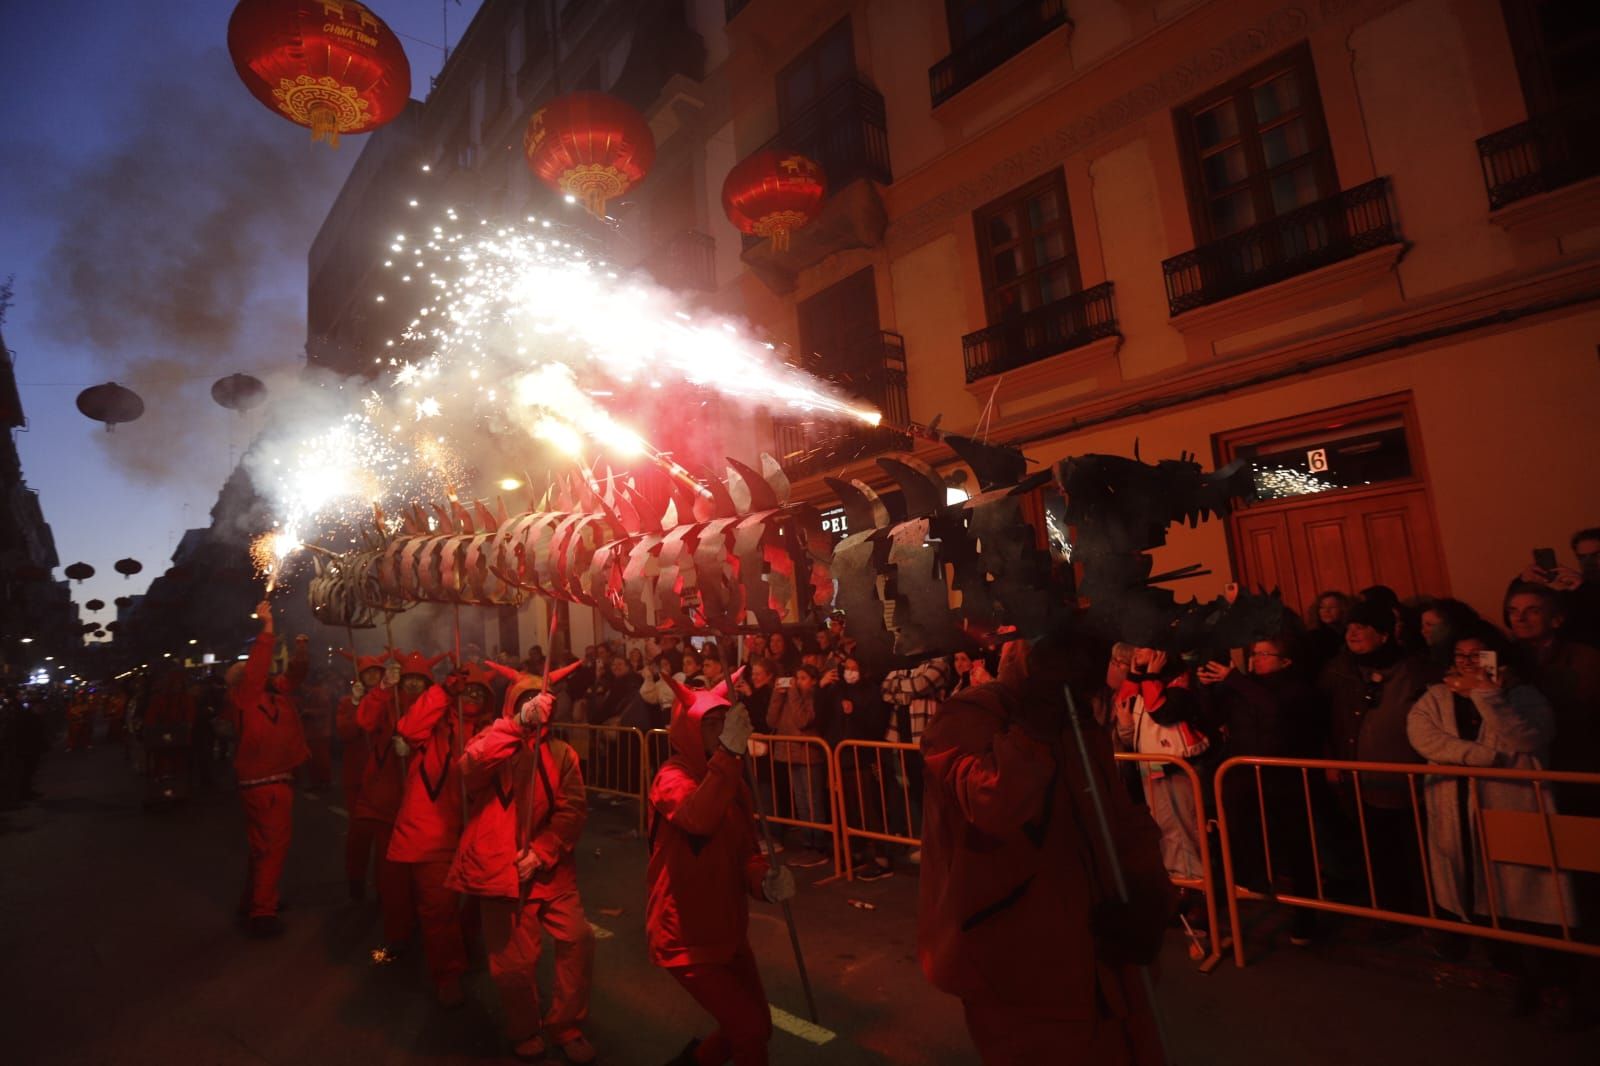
left=20, top=637, right=33, bottom=644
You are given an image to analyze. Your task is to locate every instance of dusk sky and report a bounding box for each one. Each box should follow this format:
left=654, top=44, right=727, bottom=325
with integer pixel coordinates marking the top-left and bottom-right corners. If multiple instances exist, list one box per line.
left=1, top=0, right=483, bottom=634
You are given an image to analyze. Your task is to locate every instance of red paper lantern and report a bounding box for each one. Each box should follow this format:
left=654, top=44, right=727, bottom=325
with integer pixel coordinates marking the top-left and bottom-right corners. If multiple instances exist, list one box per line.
left=227, top=0, right=411, bottom=148
left=523, top=92, right=655, bottom=218
left=722, top=151, right=827, bottom=252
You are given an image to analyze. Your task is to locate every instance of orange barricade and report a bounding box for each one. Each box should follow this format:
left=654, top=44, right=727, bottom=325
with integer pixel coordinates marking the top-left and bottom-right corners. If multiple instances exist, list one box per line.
left=645, top=728, right=843, bottom=878
left=552, top=723, right=649, bottom=836
left=1113, top=752, right=1227, bottom=972
left=1213, top=756, right=1600, bottom=967
left=832, top=740, right=922, bottom=878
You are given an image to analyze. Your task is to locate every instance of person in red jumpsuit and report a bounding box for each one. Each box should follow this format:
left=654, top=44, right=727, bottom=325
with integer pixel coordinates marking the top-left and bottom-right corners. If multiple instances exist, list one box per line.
left=225, top=600, right=309, bottom=939
left=447, top=661, right=595, bottom=1064
left=358, top=649, right=448, bottom=962
left=141, top=664, right=196, bottom=805
left=383, top=660, right=498, bottom=1007
left=336, top=650, right=386, bottom=900
left=651, top=673, right=796, bottom=1066
left=918, top=635, right=1172, bottom=1066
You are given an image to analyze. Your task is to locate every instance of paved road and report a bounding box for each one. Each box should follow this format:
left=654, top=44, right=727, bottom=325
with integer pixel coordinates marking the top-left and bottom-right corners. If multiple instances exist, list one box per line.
left=0, top=741, right=1590, bottom=1065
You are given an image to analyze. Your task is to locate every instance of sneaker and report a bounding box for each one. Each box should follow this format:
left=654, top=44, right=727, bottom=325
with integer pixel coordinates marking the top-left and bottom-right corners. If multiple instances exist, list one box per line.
left=854, top=861, right=893, bottom=883
left=559, top=1034, right=598, bottom=1063
left=246, top=915, right=284, bottom=939
left=789, top=852, right=830, bottom=869
left=908, top=849, right=922, bottom=865
left=513, top=1035, right=547, bottom=1061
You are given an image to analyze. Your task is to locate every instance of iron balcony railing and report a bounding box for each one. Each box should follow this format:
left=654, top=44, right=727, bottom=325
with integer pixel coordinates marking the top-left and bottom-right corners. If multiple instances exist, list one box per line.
left=929, top=0, right=1068, bottom=108
left=741, top=78, right=893, bottom=250
left=1162, top=177, right=1400, bottom=316
left=1477, top=103, right=1600, bottom=211
left=773, top=331, right=911, bottom=480
left=962, top=282, right=1118, bottom=383
left=646, top=230, right=716, bottom=291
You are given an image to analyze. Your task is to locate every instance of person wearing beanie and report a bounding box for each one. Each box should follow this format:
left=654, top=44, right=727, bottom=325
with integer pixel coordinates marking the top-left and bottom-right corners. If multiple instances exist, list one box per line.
left=226, top=600, right=310, bottom=939
left=1318, top=598, right=1430, bottom=918
left=336, top=650, right=387, bottom=901
left=446, top=659, right=596, bottom=1064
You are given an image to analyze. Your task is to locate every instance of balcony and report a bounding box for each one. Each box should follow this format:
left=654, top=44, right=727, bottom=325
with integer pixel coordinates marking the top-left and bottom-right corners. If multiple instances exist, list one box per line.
left=645, top=230, right=716, bottom=292
left=739, top=78, right=893, bottom=291
left=772, top=331, right=912, bottom=480
left=1162, top=178, right=1400, bottom=317
left=1477, top=104, right=1600, bottom=211
left=930, top=0, right=1069, bottom=108
left=963, top=282, right=1118, bottom=382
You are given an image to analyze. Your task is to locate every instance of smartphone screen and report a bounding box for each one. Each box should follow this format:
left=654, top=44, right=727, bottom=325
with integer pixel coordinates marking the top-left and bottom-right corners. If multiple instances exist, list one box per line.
left=1476, top=649, right=1499, bottom=684
left=1533, top=547, right=1559, bottom=572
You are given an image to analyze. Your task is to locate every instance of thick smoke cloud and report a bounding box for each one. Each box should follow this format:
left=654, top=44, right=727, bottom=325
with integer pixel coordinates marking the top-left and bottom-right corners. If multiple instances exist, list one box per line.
left=35, top=46, right=347, bottom=483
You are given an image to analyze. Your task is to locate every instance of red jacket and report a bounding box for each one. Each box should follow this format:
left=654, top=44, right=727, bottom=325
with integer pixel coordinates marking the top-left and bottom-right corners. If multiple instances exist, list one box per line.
left=352, top=685, right=405, bottom=822
left=228, top=632, right=310, bottom=781
left=446, top=675, right=587, bottom=899
left=918, top=681, right=1169, bottom=1018
left=646, top=685, right=768, bottom=969
left=387, top=684, right=476, bottom=864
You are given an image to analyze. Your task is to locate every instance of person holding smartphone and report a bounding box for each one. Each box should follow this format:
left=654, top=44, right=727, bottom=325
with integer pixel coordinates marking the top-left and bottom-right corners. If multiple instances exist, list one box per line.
left=1407, top=622, right=1574, bottom=1016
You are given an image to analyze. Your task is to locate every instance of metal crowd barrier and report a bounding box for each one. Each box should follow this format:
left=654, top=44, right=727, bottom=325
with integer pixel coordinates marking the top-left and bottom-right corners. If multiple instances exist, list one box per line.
left=833, top=740, right=922, bottom=877
left=1212, top=756, right=1600, bottom=967
left=552, top=722, right=649, bottom=836
left=1114, top=751, right=1227, bottom=972
left=645, top=727, right=844, bottom=878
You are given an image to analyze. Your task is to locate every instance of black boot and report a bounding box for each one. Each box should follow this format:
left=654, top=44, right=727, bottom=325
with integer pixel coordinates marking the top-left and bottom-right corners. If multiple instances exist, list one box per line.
left=662, top=1038, right=700, bottom=1065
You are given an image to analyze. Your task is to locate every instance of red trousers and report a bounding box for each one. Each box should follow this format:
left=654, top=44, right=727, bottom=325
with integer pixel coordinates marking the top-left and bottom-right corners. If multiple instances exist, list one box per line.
left=667, top=946, right=772, bottom=1066
left=305, top=736, right=333, bottom=790
left=480, top=891, right=594, bottom=1044
left=346, top=817, right=411, bottom=943
left=961, top=999, right=1143, bottom=1066
left=399, top=861, right=468, bottom=991
left=240, top=783, right=294, bottom=918
left=66, top=721, right=92, bottom=751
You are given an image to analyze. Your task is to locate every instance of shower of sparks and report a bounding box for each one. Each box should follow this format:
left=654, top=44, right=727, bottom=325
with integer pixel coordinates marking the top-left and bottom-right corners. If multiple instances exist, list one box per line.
left=249, top=200, right=885, bottom=557
left=251, top=531, right=301, bottom=593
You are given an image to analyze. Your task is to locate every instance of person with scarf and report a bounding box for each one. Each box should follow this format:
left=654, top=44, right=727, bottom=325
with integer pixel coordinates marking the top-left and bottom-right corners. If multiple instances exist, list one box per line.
left=446, top=659, right=595, bottom=1063
left=225, top=600, right=309, bottom=938
left=651, top=672, right=797, bottom=1066
left=919, top=635, right=1171, bottom=1065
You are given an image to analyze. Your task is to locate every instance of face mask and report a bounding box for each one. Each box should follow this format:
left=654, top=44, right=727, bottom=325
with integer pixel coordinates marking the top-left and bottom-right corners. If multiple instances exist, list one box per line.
left=843, top=670, right=861, bottom=684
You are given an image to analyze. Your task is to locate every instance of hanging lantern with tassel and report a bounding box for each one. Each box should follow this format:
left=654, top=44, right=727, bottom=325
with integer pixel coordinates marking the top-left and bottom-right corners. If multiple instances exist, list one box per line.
left=722, top=150, right=827, bottom=252
left=227, top=0, right=411, bottom=148
left=523, top=92, right=655, bottom=219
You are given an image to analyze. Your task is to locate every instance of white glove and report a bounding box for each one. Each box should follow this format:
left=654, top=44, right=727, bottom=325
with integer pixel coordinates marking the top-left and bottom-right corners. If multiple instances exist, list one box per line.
left=762, top=865, right=796, bottom=903
left=350, top=681, right=365, bottom=701
left=382, top=662, right=401, bottom=689
left=392, top=736, right=411, bottom=758
left=518, top=692, right=554, bottom=729
left=718, top=704, right=754, bottom=755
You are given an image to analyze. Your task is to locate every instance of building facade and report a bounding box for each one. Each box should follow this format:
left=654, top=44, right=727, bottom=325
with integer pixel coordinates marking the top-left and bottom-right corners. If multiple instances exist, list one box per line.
left=309, top=0, right=1600, bottom=637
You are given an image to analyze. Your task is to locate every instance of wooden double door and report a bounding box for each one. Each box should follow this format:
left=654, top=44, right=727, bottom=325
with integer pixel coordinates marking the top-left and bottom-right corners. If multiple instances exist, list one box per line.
left=1232, top=484, right=1448, bottom=615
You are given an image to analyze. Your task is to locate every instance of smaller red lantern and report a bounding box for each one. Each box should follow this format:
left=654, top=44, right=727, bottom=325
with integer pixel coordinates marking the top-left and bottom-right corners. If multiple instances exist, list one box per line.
left=524, top=92, right=656, bottom=219
left=722, top=151, right=827, bottom=252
